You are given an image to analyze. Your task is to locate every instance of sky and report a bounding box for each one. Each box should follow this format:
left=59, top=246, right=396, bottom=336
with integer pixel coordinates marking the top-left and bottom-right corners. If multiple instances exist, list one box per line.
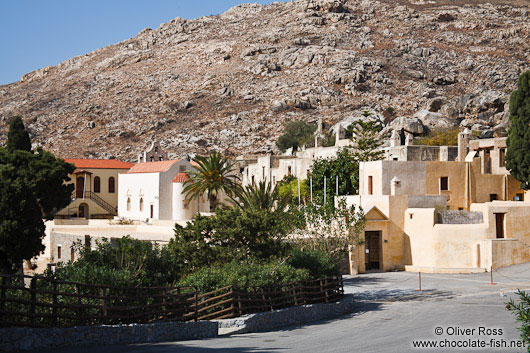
left=0, top=0, right=285, bottom=85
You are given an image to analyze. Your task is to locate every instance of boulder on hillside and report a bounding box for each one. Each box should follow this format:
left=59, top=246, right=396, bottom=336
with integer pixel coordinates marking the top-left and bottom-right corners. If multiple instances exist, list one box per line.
left=413, top=109, right=458, bottom=131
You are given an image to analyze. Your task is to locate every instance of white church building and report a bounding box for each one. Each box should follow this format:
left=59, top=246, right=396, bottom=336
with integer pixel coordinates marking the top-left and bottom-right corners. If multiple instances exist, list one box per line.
left=117, top=159, right=211, bottom=222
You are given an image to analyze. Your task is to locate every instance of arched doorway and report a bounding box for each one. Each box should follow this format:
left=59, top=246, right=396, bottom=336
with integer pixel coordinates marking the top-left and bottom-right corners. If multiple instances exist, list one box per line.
left=78, top=203, right=89, bottom=218
left=76, top=177, right=85, bottom=198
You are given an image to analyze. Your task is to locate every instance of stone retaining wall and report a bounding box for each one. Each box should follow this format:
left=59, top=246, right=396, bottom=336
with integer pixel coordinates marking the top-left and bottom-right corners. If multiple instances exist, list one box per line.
left=0, top=320, right=217, bottom=352
left=1, top=296, right=354, bottom=351
left=216, top=294, right=355, bottom=334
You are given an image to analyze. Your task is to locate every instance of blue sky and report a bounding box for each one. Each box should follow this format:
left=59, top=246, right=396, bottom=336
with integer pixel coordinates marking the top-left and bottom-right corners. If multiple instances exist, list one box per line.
left=0, top=0, right=284, bottom=85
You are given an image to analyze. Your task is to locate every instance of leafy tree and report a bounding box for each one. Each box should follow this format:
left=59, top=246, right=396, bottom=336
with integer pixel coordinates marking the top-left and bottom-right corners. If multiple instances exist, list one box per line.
left=277, top=176, right=310, bottom=205
left=0, top=170, right=45, bottom=273
left=506, top=289, right=530, bottom=348
left=307, top=148, right=359, bottom=204
left=1, top=148, right=75, bottom=218
left=506, top=71, right=530, bottom=189
left=276, top=120, right=317, bottom=152
left=183, top=152, right=239, bottom=210
left=0, top=121, right=74, bottom=273
left=7, top=116, right=31, bottom=152
left=296, top=198, right=365, bottom=258
left=170, top=206, right=297, bottom=273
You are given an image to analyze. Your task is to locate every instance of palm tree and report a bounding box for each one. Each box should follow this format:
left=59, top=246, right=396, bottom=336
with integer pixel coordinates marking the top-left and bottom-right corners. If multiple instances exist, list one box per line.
left=183, top=152, right=239, bottom=211
left=230, top=181, right=290, bottom=212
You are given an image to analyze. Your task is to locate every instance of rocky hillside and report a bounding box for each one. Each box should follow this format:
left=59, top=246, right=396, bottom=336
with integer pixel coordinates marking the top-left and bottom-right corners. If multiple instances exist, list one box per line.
left=1, top=0, right=529, bottom=160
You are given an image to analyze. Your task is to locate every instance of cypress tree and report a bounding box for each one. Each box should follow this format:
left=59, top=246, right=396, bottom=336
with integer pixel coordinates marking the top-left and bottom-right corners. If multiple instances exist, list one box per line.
left=7, top=116, right=32, bottom=152
left=506, top=71, right=530, bottom=189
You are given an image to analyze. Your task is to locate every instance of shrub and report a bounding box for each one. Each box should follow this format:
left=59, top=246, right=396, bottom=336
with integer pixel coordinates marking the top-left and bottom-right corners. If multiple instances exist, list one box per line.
left=288, top=248, right=340, bottom=279
left=50, top=236, right=180, bottom=287
left=170, top=206, right=297, bottom=273
left=507, top=289, right=530, bottom=347
left=414, top=128, right=460, bottom=146
left=178, top=259, right=310, bottom=293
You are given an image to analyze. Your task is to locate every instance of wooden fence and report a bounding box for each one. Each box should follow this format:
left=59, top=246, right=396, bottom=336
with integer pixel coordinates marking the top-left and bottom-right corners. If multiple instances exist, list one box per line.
left=0, top=274, right=343, bottom=328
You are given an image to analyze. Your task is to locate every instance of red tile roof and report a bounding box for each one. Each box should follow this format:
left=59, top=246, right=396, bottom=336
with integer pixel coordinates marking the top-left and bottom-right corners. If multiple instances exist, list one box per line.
left=128, top=160, right=180, bottom=174
left=173, top=172, right=190, bottom=183
left=65, top=159, right=134, bottom=170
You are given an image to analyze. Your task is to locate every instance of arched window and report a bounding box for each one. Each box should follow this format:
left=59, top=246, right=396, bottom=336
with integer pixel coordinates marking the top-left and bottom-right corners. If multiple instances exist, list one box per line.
left=94, top=176, right=101, bottom=193
left=127, top=198, right=131, bottom=211
left=108, top=177, right=115, bottom=193
left=139, top=198, right=144, bottom=212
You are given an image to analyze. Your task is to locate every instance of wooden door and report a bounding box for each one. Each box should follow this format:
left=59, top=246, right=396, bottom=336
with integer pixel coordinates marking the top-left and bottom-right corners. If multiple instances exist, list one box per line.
left=365, top=231, right=381, bottom=270
left=76, top=177, right=84, bottom=198
left=495, top=213, right=504, bottom=239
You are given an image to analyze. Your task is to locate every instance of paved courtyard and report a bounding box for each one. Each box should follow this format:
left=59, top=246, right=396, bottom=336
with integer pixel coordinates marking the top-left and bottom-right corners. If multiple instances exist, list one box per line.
left=49, top=264, right=530, bottom=353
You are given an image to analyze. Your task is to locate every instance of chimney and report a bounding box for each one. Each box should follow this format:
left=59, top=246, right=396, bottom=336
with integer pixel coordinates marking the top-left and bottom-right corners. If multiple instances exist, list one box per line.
left=458, top=128, right=472, bottom=162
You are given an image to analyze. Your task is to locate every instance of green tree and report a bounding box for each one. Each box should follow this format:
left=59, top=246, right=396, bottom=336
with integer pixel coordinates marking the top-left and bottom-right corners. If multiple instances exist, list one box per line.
left=277, top=176, right=310, bottom=205
left=183, top=152, right=239, bottom=210
left=296, top=198, right=366, bottom=258
left=0, top=170, right=45, bottom=273
left=506, top=71, right=530, bottom=189
left=307, top=148, right=359, bottom=204
left=170, top=206, right=297, bottom=273
left=349, top=115, right=384, bottom=162
left=0, top=121, right=74, bottom=273
left=276, top=120, right=317, bottom=152
left=7, top=116, right=31, bottom=152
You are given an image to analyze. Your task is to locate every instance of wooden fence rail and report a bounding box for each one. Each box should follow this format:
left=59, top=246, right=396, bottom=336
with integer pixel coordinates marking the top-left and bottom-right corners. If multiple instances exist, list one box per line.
left=0, top=274, right=343, bottom=328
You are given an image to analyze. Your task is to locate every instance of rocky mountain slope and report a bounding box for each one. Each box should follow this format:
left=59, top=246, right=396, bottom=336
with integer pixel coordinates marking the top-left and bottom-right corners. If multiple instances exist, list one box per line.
left=1, top=0, right=529, bottom=160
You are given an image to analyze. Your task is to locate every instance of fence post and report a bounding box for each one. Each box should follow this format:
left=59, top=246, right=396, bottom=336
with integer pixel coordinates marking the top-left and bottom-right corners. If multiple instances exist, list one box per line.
left=318, top=279, right=323, bottom=304
left=0, top=276, right=7, bottom=323
left=75, top=284, right=83, bottom=326
left=52, top=281, right=58, bottom=326
left=299, top=281, right=305, bottom=305
left=30, top=277, right=37, bottom=325
left=100, top=287, right=108, bottom=322
left=194, top=288, right=199, bottom=322
left=236, top=289, right=242, bottom=317
left=162, top=288, right=167, bottom=319
left=324, top=277, right=329, bottom=303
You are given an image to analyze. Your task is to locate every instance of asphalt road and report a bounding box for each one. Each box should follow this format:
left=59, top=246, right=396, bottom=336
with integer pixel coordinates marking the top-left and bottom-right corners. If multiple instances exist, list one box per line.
left=49, top=264, right=530, bottom=353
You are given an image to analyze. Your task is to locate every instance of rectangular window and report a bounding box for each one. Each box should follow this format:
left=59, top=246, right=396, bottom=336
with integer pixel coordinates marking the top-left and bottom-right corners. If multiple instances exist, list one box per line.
left=262, top=166, right=265, bottom=178
left=515, top=193, right=524, bottom=201
left=440, top=177, right=449, bottom=191
left=57, top=245, right=62, bottom=260
left=499, top=148, right=506, bottom=167
left=490, top=194, right=498, bottom=201
left=71, top=248, right=75, bottom=262
left=288, top=166, right=292, bottom=176
left=368, top=176, right=373, bottom=195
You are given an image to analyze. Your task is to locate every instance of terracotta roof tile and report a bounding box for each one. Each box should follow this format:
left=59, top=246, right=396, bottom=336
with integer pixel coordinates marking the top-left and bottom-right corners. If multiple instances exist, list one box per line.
left=173, top=172, right=190, bottom=183
left=128, top=160, right=180, bottom=174
left=65, top=159, right=134, bottom=170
